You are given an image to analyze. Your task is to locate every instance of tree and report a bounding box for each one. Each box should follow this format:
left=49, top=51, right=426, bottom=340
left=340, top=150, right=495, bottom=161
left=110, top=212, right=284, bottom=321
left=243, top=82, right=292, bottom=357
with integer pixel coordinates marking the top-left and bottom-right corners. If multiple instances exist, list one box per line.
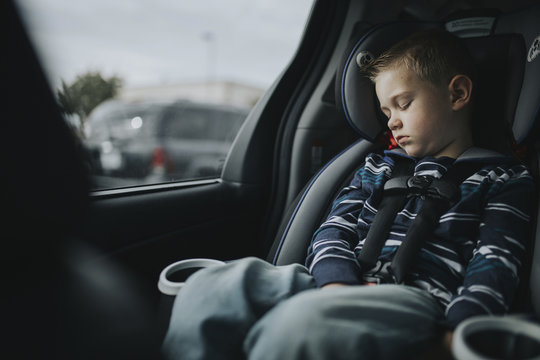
left=57, top=71, right=123, bottom=127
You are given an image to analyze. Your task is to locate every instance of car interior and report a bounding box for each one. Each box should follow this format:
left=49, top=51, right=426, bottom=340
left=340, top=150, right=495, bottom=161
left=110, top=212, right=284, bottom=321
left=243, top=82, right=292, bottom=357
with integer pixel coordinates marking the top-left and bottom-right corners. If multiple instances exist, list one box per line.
left=4, top=0, right=540, bottom=359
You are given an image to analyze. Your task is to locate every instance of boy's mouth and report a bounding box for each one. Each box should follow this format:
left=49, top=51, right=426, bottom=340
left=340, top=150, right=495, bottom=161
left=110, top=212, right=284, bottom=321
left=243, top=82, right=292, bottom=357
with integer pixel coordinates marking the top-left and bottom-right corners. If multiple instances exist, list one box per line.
left=395, top=135, right=409, bottom=144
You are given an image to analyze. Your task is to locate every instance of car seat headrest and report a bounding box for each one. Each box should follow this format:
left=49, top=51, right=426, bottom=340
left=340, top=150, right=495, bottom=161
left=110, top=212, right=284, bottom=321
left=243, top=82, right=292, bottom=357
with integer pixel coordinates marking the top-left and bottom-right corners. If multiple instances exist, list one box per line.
left=337, top=5, right=540, bottom=150
left=495, top=5, right=540, bottom=145
left=466, top=34, right=526, bottom=154
left=337, top=22, right=439, bottom=142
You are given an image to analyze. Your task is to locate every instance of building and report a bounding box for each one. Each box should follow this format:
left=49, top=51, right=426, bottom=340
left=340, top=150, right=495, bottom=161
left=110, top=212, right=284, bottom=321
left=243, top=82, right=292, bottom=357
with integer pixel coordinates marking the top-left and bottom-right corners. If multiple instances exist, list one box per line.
left=119, top=80, right=264, bottom=108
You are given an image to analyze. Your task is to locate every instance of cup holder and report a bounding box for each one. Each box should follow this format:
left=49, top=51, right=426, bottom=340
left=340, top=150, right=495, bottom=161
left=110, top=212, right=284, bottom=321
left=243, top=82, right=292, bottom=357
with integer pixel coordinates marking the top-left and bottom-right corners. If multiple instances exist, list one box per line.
left=156, top=258, right=225, bottom=338
left=453, top=315, right=540, bottom=360
left=158, top=258, right=225, bottom=296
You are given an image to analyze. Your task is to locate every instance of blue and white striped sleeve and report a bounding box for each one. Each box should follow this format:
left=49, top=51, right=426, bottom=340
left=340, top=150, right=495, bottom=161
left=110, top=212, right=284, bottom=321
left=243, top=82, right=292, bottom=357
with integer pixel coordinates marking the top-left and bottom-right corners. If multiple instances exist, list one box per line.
left=445, top=164, right=535, bottom=328
left=305, top=167, right=369, bottom=287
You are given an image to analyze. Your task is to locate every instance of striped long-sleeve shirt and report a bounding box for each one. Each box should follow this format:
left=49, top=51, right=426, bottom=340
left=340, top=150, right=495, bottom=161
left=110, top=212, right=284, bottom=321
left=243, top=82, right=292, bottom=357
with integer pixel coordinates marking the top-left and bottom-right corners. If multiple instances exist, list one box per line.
left=305, top=147, right=534, bottom=328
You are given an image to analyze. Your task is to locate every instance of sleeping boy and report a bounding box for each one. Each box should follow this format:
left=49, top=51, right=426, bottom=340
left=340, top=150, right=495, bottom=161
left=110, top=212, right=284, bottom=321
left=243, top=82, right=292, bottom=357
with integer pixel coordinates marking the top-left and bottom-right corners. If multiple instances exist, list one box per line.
left=162, top=29, right=534, bottom=360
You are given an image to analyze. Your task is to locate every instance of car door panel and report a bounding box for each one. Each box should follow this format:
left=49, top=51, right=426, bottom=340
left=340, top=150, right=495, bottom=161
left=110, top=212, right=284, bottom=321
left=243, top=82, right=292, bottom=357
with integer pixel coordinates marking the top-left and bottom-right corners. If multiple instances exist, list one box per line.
left=82, top=180, right=266, bottom=292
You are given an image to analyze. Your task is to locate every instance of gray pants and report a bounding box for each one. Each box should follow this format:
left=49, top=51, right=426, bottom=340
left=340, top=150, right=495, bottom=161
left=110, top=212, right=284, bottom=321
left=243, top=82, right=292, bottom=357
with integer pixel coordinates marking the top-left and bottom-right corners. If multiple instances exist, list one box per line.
left=162, top=257, right=445, bottom=360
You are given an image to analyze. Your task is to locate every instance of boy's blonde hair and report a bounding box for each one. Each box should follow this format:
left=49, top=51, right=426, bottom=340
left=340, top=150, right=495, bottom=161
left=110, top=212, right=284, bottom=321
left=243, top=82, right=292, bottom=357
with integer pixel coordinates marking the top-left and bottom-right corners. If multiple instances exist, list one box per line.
left=362, top=29, right=475, bottom=88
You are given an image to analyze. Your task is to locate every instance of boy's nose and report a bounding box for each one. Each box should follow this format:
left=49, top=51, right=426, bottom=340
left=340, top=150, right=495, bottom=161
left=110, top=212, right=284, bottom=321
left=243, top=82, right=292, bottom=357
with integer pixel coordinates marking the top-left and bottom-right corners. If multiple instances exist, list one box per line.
left=387, top=116, right=402, bottom=131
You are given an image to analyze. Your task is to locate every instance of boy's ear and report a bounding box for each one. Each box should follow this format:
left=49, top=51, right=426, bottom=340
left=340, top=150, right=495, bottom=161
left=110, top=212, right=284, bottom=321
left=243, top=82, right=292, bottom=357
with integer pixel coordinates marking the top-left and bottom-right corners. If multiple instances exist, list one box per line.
left=448, top=75, right=473, bottom=111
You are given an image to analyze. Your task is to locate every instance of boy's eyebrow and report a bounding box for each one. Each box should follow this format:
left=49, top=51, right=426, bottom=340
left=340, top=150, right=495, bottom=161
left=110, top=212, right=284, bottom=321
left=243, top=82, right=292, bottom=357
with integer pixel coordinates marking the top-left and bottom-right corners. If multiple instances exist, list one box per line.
left=380, top=91, right=414, bottom=108
left=391, top=91, right=414, bottom=102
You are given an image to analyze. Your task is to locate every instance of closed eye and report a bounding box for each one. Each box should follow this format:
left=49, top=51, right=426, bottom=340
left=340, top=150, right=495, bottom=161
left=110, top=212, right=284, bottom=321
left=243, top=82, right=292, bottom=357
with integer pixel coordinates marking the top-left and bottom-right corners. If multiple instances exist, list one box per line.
left=399, top=100, right=412, bottom=110
left=379, top=104, right=390, bottom=119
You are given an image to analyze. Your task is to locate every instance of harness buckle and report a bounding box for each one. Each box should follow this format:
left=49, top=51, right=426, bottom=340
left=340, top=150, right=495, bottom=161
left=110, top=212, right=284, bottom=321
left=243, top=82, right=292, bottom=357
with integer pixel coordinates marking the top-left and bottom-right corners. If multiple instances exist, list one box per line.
left=362, top=275, right=384, bottom=285
left=407, top=175, right=433, bottom=190
left=405, top=175, right=460, bottom=203
left=407, top=175, right=434, bottom=199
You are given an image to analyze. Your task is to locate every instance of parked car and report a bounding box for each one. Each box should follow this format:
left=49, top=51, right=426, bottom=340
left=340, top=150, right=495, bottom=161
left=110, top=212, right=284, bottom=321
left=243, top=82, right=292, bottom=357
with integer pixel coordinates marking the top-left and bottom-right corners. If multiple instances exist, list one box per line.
left=84, top=99, right=248, bottom=188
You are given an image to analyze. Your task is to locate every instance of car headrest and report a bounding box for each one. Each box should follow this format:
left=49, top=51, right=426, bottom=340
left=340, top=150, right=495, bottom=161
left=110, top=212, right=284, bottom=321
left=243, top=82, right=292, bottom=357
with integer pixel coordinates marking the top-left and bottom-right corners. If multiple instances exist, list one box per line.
left=337, top=5, right=540, bottom=151
left=495, top=5, right=540, bottom=145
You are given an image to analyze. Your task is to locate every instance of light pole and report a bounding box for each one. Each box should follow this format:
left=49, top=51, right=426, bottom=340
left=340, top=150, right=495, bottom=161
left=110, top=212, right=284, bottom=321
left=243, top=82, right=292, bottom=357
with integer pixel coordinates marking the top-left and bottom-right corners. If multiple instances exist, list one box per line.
left=201, top=31, right=216, bottom=99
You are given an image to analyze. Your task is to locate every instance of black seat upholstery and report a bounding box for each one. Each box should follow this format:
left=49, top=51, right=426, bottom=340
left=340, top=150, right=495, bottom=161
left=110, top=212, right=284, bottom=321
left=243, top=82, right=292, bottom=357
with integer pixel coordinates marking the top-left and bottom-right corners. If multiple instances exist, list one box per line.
left=269, top=4, right=540, bottom=317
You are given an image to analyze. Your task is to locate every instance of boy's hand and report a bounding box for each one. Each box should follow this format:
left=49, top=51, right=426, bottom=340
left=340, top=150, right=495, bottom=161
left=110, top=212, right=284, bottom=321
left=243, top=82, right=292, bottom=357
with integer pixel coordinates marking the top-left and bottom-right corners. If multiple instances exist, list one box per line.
left=416, top=331, right=454, bottom=360
left=322, top=283, right=348, bottom=288
left=443, top=331, right=454, bottom=352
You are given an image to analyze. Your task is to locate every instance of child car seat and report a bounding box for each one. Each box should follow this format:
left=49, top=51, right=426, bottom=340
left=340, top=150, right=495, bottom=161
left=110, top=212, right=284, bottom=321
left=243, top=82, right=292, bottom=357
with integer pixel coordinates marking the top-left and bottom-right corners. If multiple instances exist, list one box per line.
left=268, top=5, right=540, bottom=318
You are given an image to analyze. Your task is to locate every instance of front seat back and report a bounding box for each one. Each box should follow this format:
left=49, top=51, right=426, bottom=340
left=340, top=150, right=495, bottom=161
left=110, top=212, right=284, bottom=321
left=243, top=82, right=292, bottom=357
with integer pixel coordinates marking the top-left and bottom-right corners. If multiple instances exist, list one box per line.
left=268, top=5, right=540, bottom=317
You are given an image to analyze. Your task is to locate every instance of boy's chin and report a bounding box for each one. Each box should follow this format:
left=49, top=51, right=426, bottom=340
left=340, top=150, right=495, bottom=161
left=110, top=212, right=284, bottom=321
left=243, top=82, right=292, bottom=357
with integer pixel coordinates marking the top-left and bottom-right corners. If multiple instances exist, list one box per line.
left=401, top=146, right=423, bottom=158
left=403, top=148, right=432, bottom=159
left=401, top=143, right=441, bottom=158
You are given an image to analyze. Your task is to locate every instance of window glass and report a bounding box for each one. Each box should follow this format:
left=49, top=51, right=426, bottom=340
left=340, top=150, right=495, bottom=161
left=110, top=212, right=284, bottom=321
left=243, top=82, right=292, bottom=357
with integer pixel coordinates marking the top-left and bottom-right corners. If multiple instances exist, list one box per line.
left=16, top=0, right=313, bottom=189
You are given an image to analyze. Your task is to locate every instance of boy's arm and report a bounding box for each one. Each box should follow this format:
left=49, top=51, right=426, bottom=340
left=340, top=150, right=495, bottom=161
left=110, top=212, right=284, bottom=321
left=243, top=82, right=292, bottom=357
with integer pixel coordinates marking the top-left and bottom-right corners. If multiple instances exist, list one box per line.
left=445, top=164, right=534, bottom=328
left=305, top=168, right=370, bottom=287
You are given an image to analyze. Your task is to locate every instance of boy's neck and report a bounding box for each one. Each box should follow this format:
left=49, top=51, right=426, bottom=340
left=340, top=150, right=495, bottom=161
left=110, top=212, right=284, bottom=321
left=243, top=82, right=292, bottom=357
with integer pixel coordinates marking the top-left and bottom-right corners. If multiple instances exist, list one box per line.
left=431, top=109, right=474, bottom=159
left=442, top=135, right=474, bottom=159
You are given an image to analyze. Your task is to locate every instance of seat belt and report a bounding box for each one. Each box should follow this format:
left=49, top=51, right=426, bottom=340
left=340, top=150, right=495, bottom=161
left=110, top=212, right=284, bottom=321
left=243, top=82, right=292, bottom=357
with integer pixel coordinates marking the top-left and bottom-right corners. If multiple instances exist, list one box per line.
left=390, top=162, right=482, bottom=284
left=356, top=158, right=415, bottom=271
left=357, top=157, right=485, bottom=284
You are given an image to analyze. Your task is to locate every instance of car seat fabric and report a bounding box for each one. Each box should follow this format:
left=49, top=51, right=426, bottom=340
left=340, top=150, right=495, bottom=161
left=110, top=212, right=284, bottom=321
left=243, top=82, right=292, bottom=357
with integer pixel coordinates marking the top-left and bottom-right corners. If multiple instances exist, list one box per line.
left=465, top=34, right=526, bottom=155
left=532, top=169, right=540, bottom=317
left=495, top=6, right=540, bottom=145
left=269, top=5, right=540, bottom=317
left=270, top=139, right=378, bottom=266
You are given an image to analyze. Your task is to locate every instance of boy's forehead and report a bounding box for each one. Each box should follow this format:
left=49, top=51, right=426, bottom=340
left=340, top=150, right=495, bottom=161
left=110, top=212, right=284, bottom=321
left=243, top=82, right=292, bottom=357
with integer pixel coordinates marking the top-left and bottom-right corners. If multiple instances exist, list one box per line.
left=375, top=63, right=416, bottom=84
left=374, top=66, right=420, bottom=98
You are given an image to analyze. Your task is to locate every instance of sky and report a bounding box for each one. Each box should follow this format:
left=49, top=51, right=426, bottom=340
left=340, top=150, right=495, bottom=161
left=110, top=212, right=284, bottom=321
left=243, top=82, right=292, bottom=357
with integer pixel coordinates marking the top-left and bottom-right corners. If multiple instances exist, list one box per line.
left=15, top=0, right=313, bottom=91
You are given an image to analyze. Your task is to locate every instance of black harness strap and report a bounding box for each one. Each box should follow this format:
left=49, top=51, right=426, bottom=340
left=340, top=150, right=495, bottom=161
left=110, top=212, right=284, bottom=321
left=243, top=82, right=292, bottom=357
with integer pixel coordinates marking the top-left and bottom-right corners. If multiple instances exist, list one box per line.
left=390, top=162, right=482, bottom=284
left=357, top=158, right=485, bottom=284
left=356, top=158, right=415, bottom=271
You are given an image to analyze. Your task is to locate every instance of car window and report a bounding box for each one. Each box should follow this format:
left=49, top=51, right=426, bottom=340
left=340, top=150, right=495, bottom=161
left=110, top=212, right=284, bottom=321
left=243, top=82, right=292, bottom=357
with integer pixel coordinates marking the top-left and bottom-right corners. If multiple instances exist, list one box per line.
left=162, top=107, right=218, bottom=141
left=15, top=0, right=313, bottom=190
left=162, top=105, right=248, bottom=142
left=85, top=102, right=162, bottom=143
